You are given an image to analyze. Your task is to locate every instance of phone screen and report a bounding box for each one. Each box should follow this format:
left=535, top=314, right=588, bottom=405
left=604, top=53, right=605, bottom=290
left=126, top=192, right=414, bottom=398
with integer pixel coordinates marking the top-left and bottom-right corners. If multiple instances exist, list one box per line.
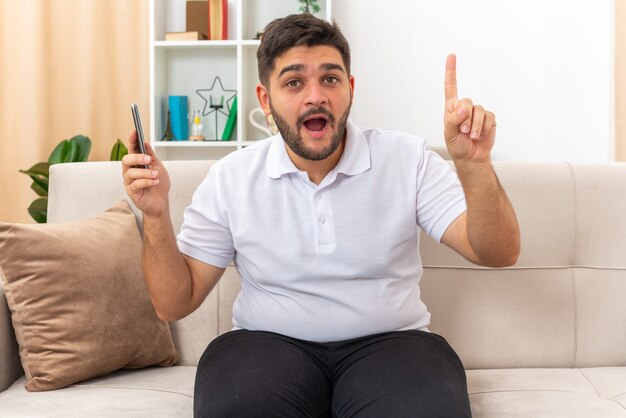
left=130, top=104, right=149, bottom=169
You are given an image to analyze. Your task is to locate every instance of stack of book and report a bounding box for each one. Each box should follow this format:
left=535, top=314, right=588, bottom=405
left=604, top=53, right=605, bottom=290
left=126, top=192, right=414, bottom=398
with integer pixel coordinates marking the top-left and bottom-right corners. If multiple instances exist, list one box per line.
left=165, top=0, right=228, bottom=41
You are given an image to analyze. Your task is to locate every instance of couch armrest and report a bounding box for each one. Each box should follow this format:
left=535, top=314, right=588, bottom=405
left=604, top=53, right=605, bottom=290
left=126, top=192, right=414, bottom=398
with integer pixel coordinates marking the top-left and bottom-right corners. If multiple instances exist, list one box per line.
left=0, top=285, right=22, bottom=392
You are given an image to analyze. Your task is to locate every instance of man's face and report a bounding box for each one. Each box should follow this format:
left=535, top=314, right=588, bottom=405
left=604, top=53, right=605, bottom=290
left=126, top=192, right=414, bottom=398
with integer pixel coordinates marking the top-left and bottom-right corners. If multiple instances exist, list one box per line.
left=257, top=45, right=355, bottom=161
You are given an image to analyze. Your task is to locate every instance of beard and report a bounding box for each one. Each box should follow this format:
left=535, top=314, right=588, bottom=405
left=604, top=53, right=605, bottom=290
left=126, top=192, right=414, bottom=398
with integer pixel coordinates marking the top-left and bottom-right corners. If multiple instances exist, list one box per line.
left=270, top=102, right=352, bottom=161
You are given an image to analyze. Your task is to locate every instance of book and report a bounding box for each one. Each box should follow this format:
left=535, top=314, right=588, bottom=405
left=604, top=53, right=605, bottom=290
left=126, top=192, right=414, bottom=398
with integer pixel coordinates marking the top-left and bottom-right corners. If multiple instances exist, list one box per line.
left=186, top=1, right=208, bottom=39
left=165, top=31, right=208, bottom=41
left=208, top=0, right=228, bottom=40
left=221, top=96, right=237, bottom=141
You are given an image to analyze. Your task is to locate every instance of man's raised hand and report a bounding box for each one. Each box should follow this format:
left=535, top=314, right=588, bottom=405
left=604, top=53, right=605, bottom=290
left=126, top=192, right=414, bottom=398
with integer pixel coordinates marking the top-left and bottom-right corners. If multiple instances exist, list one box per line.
left=443, top=54, right=496, bottom=163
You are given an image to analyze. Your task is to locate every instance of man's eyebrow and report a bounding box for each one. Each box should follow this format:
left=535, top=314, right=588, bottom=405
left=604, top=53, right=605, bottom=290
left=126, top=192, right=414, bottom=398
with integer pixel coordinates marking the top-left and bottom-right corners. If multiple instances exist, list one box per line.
left=278, top=63, right=346, bottom=78
left=279, top=64, right=305, bottom=77
left=320, top=63, right=345, bottom=73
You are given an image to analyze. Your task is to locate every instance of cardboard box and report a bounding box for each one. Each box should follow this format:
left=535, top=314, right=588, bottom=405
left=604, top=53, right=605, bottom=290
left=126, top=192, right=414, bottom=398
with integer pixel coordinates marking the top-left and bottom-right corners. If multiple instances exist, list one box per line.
left=186, top=1, right=208, bottom=39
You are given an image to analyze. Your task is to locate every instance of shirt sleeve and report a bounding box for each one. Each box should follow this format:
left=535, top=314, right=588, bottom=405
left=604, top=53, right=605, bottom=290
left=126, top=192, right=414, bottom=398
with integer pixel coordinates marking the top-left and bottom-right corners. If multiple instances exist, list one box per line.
left=176, top=164, right=235, bottom=268
left=415, top=143, right=467, bottom=243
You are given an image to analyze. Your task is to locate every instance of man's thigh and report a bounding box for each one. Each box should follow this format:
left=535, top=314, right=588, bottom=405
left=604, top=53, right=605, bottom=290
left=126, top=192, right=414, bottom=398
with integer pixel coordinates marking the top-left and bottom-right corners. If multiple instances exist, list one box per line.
left=331, top=330, right=471, bottom=418
left=194, top=330, right=331, bottom=418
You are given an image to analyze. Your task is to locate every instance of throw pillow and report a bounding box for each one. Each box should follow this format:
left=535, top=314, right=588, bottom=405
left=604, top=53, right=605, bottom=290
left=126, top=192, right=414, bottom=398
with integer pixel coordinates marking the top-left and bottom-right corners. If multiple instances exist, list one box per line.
left=0, top=201, right=179, bottom=391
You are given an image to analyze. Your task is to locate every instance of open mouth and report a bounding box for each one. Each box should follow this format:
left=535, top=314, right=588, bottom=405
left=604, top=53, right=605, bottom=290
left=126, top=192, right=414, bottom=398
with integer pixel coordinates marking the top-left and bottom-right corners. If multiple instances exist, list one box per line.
left=302, top=115, right=329, bottom=133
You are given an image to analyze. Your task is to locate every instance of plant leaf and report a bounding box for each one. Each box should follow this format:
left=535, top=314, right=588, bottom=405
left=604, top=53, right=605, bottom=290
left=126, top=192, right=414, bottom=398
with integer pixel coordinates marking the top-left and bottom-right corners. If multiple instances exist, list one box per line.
left=19, top=162, right=50, bottom=195
left=27, top=197, right=48, bottom=223
left=20, top=162, right=50, bottom=177
left=48, top=140, right=67, bottom=164
left=30, top=181, right=47, bottom=197
left=48, top=140, right=72, bottom=164
left=110, top=139, right=128, bottom=161
left=63, top=140, right=78, bottom=163
left=70, top=135, right=92, bottom=162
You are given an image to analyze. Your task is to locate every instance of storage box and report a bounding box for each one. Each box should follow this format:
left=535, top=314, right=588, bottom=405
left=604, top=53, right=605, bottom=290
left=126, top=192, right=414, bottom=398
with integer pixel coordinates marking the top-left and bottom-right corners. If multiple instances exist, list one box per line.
left=186, top=1, right=208, bottom=39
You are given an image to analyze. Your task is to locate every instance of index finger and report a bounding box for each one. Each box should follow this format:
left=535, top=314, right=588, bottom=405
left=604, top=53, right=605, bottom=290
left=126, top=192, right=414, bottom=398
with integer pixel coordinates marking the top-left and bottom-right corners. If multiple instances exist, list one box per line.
left=445, top=53, right=458, bottom=102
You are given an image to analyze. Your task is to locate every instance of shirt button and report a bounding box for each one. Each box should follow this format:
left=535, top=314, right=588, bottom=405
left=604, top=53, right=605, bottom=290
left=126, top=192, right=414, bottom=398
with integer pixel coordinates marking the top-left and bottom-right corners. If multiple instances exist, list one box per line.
left=319, top=217, right=326, bottom=224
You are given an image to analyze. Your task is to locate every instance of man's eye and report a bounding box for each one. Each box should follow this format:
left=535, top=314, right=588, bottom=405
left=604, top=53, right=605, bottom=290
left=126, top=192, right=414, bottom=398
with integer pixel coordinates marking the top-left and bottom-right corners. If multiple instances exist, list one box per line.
left=286, top=80, right=301, bottom=88
left=325, top=76, right=339, bottom=84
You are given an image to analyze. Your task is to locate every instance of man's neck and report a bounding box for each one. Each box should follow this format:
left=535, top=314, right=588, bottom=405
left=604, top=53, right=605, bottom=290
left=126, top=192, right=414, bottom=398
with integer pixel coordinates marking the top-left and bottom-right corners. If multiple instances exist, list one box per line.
left=285, top=140, right=345, bottom=185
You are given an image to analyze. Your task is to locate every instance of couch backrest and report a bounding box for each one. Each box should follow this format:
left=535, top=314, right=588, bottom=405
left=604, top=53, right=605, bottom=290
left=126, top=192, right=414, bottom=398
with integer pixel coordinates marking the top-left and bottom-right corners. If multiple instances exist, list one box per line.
left=421, top=162, right=626, bottom=369
left=48, top=160, right=626, bottom=369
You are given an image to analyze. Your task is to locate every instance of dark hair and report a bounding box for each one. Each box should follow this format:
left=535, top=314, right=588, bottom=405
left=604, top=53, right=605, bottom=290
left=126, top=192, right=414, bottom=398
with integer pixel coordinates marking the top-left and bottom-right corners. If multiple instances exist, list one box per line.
left=257, top=14, right=351, bottom=87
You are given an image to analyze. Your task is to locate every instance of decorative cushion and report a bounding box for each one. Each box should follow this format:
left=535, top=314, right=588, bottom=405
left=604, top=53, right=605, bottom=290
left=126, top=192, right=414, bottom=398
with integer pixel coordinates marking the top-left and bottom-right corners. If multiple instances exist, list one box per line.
left=0, top=201, right=179, bottom=391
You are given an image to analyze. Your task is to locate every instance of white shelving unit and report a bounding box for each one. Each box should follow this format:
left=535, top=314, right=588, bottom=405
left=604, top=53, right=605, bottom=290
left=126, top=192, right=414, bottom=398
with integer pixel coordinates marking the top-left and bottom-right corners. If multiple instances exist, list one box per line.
left=149, top=0, right=332, bottom=160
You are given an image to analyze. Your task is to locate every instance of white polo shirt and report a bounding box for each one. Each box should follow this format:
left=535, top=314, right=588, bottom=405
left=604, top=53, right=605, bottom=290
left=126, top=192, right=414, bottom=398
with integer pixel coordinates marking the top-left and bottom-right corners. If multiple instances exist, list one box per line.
left=177, top=119, right=467, bottom=342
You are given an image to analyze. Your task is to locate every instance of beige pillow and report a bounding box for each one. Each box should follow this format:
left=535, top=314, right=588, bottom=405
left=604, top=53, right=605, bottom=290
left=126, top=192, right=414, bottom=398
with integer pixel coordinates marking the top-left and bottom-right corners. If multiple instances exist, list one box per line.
left=0, top=201, right=179, bottom=391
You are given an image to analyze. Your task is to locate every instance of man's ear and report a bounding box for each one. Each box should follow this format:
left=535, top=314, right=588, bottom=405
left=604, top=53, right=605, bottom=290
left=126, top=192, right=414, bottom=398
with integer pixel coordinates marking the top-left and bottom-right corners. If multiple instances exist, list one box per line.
left=349, top=75, right=355, bottom=98
left=256, top=83, right=272, bottom=116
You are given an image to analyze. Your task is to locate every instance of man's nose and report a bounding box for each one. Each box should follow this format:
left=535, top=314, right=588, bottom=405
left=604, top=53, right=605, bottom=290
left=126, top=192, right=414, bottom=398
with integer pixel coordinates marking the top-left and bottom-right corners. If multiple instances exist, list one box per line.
left=304, top=83, right=328, bottom=107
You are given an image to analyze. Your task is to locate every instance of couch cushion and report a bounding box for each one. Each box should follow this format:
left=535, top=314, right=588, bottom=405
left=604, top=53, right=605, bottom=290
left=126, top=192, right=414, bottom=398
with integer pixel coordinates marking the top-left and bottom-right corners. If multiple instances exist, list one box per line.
left=4, top=366, right=626, bottom=417
left=0, top=366, right=195, bottom=418
left=571, top=164, right=626, bottom=368
left=467, top=367, right=626, bottom=417
left=0, top=201, right=178, bottom=391
left=421, top=267, right=576, bottom=370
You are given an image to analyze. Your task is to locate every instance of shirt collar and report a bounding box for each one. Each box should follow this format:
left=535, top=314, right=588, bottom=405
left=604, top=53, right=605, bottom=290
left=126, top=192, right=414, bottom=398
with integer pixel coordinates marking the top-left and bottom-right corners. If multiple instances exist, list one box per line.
left=266, top=118, right=371, bottom=179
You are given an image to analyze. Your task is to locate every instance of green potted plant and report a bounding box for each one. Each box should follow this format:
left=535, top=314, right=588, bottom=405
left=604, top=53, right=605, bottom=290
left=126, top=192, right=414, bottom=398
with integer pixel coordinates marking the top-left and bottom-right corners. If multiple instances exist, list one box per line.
left=298, top=0, right=320, bottom=14
left=20, top=135, right=128, bottom=223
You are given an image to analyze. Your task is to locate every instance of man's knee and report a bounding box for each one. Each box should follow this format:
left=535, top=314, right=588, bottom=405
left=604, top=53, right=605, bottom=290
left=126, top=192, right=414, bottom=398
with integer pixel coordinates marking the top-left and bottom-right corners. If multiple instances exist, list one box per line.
left=194, top=366, right=330, bottom=418
left=193, top=330, right=331, bottom=418
left=193, top=384, right=280, bottom=418
left=331, top=331, right=471, bottom=417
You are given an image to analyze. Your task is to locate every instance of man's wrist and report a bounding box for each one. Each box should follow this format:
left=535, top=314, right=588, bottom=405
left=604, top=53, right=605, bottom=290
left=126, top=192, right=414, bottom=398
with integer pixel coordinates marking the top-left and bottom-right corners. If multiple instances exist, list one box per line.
left=142, top=206, right=172, bottom=232
left=453, top=158, right=493, bottom=179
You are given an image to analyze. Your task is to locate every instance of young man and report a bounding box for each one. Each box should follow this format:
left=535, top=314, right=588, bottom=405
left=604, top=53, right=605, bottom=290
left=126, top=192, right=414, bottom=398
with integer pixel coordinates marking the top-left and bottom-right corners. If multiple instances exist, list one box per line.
left=123, top=13, right=519, bottom=418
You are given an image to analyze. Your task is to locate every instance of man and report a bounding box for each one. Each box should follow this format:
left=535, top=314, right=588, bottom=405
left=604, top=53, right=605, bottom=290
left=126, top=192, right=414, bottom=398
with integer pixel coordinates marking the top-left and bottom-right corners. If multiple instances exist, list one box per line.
left=123, top=13, right=519, bottom=418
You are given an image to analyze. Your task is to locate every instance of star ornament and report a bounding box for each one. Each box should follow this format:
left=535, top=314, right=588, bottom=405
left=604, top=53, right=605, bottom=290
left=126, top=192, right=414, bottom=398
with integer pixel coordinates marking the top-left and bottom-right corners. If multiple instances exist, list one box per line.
left=196, top=76, right=237, bottom=117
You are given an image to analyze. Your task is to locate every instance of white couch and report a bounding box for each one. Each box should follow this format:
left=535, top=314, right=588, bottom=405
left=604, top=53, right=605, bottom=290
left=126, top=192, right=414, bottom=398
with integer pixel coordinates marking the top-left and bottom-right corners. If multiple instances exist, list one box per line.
left=1, top=159, right=626, bottom=417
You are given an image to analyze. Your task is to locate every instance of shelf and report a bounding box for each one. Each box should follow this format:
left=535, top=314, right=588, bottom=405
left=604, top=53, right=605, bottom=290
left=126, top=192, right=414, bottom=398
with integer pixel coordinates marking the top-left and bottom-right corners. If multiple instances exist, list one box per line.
left=241, top=40, right=261, bottom=47
left=152, top=141, right=237, bottom=148
left=154, top=40, right=239, bottom=49
left=150, top=0, right=332, bottom=160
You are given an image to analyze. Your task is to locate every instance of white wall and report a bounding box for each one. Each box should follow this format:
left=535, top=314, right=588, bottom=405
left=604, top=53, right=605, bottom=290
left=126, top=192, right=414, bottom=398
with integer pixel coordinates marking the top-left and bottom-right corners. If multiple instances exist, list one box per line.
left=333, top=0, right=614, bottom=161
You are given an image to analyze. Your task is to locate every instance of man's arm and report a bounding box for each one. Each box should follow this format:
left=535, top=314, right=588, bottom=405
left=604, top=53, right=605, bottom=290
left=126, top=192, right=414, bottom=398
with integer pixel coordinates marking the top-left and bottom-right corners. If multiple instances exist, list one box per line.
left=122, top=131, right=224, bottom=321
left=141, top=212, right=225, bottom=321
left=441, top=165, right=520, bottom=267
left=439, top=54, right=520, bottom=267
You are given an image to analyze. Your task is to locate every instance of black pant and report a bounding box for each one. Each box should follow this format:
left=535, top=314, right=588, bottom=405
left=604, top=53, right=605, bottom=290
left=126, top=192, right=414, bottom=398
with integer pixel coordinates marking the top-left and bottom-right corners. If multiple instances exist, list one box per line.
left=194, top=329, right=471, bottom=418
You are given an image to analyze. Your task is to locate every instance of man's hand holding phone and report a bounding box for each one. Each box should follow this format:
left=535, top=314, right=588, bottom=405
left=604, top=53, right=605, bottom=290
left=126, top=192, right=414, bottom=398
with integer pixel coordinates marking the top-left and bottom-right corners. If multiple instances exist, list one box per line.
left=122, top=104, right=171, bottom=219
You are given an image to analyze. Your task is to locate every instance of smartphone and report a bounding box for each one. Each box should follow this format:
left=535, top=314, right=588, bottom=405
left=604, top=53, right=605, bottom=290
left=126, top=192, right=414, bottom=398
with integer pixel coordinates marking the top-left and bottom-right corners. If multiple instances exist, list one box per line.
left=130, top=104, right=149, bottom=169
